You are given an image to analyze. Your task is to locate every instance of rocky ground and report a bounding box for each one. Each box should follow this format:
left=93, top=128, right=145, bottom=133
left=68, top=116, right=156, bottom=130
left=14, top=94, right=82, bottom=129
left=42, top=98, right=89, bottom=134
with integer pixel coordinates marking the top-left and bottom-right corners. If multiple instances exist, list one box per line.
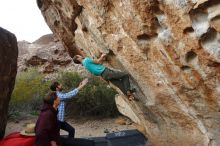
left=5, top=116, right=135, bottom=138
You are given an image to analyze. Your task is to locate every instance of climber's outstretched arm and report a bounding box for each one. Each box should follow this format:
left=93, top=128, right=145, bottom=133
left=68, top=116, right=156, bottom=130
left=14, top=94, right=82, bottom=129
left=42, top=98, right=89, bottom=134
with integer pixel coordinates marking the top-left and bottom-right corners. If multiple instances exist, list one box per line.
left=93, top=53, right=107, bottom=64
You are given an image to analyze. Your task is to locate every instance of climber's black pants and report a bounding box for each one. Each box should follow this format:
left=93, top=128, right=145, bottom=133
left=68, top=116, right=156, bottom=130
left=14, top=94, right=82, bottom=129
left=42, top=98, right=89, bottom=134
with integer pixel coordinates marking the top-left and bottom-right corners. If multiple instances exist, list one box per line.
left=101, top=68, right=131, bottom=95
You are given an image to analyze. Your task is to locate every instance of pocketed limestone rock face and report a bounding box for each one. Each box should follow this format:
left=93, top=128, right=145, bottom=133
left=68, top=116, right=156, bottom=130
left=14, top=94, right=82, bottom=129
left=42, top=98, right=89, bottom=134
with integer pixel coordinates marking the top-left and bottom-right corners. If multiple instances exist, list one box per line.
left=38, top=0, right=220, bottom=145
left=0, top=27, right=18, bottom=139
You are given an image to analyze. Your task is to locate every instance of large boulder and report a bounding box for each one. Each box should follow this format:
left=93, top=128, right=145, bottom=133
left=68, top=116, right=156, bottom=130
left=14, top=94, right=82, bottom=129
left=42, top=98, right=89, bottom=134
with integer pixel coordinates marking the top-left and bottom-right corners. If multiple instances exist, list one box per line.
left=0, top=27, right=18, bottom=139
left=38, top=0, right=220, bottom=145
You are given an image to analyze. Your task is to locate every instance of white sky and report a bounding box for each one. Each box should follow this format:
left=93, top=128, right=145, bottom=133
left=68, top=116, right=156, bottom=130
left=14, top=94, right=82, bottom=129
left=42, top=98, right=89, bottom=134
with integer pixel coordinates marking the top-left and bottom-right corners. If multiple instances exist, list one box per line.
left=0, top=0, right=52, bottom=42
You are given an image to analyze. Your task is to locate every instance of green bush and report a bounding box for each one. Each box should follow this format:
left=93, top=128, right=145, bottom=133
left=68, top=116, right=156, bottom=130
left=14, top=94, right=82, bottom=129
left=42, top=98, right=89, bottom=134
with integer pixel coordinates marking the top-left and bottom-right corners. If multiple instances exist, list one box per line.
left=57, top=71, right=119, bottom=117
left=9, top=68, right=50, bottom=117
left=9, top=70, right=119, bottom=119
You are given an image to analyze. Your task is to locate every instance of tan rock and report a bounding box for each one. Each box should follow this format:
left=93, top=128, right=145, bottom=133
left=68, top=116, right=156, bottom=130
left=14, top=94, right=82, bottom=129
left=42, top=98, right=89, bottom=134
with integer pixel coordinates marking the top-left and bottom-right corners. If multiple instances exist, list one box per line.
left=38, top=0, right=220, bottom=145
left=193, top=0, right=209, bottom=9
left=132, top=123, right=146, bottom=136
left=115, top=117, right=126, bottom=125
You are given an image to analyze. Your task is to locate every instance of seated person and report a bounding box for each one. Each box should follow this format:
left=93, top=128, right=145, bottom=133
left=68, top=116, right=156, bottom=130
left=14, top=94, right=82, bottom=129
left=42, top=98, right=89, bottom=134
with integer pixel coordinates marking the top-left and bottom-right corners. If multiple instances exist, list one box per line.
left=73, top=53, right=136, bottom=100
left=35, top=91, right=94, bottom=146
left=35, top=92, right=61, bottom=146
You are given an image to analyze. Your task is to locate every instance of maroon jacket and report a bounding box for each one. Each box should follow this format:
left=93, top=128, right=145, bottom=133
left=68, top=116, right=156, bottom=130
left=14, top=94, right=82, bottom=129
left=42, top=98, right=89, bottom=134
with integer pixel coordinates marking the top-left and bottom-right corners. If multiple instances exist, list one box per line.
left=35, top=103, right=62, bottom=146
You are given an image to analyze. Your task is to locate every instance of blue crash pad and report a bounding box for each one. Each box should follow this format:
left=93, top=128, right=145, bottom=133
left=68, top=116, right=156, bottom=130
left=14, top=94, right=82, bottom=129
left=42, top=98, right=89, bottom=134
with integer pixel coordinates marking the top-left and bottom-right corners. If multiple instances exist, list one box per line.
left=62, top=129, right=147, bottom=146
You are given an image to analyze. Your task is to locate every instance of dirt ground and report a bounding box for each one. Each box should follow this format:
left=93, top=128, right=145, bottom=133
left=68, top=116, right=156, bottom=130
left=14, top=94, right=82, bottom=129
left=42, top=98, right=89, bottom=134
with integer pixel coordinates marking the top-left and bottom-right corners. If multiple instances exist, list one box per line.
left=5, top=116, right=135, bottom=138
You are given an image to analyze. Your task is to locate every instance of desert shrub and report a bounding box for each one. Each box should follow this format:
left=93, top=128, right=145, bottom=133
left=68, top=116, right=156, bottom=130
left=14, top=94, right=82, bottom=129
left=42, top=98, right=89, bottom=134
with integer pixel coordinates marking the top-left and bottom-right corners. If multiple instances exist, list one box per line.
left=9, top=68, right=50, bottom=118
left=9, top=70, right=119, bottom=119
left=57, top=71, right=119, bottom=117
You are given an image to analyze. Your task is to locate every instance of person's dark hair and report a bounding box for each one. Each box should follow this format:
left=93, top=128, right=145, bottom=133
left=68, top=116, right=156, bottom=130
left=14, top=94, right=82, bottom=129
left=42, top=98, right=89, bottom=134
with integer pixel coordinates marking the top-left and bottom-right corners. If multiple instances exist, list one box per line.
left=44, top=92, right=57, bottom=105
left=50, top=82, right=60, bottom=91
left=72, top=55, right=81, bottom=64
